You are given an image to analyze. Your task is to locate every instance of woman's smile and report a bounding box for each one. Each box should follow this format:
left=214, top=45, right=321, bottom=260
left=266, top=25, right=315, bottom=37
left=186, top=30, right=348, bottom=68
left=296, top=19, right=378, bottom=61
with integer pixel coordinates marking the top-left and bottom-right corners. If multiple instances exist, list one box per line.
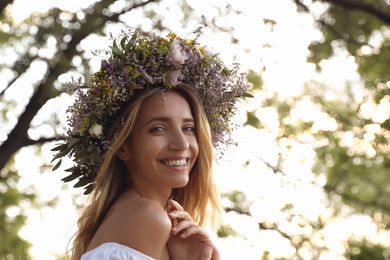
left=161, top=158, right=188, bottom=167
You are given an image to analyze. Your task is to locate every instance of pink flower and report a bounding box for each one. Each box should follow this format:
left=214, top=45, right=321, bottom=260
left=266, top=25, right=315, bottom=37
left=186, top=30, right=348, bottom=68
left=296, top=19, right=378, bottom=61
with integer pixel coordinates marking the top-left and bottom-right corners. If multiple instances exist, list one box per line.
left=168, top=70, right=183, bottom=86
left=166, top=39, right=188, bottom=69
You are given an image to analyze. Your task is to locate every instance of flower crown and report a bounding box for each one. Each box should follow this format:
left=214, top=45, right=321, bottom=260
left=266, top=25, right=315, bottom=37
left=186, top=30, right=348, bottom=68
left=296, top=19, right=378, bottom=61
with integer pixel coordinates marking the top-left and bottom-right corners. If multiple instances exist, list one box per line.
left=52, top=28, right=250, bottom=194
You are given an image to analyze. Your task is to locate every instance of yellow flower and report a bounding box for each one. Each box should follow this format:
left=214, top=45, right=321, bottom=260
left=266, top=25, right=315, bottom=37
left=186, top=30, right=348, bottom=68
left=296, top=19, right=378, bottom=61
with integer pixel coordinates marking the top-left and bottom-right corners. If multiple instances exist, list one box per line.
left=167, top=32, right=177, bottom=41
left=185, top=39, right=194, bottom=45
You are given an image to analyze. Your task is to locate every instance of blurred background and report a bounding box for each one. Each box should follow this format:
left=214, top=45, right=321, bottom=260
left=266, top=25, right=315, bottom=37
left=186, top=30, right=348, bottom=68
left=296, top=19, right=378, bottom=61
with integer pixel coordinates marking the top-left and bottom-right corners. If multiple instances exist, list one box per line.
left=1, top=0, right=390, bottom=259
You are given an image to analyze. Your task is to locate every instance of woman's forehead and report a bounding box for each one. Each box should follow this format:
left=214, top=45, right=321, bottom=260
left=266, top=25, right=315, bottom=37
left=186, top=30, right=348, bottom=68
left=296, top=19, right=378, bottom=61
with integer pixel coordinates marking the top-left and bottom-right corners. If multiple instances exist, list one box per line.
left=138, top=91, right=193, bottom=122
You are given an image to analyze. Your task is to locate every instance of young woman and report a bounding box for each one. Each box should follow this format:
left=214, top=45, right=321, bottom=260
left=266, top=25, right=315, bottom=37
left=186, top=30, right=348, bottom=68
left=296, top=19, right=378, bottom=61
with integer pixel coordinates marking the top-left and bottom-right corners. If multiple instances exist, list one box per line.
left=52, top=29, right=248, bottom=259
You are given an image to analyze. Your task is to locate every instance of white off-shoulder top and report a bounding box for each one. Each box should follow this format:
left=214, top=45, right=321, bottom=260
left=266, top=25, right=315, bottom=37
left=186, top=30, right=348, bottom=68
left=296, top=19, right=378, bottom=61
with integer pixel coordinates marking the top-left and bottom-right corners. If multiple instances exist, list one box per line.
left=80, top=242, right=155, bottom=260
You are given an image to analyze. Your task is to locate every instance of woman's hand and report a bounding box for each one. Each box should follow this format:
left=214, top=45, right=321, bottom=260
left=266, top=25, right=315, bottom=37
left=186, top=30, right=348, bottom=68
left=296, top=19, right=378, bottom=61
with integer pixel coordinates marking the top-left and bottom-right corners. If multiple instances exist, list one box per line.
left=166, top=199, right=221, bottom=260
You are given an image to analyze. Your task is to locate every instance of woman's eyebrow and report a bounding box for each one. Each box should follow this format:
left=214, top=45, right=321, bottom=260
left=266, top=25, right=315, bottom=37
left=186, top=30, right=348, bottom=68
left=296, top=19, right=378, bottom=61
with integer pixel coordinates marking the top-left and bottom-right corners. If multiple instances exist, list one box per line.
left=145, top=116, right=194, bottom=126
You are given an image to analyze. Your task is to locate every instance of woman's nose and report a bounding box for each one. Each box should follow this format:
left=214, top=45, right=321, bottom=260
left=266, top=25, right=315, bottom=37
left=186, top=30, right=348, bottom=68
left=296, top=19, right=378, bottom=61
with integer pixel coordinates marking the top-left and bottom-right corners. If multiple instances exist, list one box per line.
left=169, top=130, right=189, bottom=151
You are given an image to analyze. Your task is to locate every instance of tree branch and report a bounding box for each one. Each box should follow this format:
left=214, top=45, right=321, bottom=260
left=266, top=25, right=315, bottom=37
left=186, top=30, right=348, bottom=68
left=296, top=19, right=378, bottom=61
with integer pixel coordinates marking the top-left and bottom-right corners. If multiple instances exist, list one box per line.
left=24, top=136, right=65, bottom=147
left=0, top=0, right=13, bottom=17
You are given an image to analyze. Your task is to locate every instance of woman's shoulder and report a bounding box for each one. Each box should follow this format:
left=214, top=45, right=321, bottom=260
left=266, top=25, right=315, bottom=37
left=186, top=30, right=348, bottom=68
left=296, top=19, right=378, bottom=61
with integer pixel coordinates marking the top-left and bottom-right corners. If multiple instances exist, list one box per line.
left=95, top=197, right=172, bottom=258
left=81, top=242, right=155, bottom=260
left=125, top=198, right=172, bottom=228
left=107, top=196, right=172, bottom=234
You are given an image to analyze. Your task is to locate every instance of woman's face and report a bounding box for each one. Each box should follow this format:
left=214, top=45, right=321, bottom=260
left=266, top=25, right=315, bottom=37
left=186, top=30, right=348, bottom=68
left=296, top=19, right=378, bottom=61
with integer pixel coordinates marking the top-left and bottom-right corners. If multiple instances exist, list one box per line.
left=121, top=90, right=199, bottom=191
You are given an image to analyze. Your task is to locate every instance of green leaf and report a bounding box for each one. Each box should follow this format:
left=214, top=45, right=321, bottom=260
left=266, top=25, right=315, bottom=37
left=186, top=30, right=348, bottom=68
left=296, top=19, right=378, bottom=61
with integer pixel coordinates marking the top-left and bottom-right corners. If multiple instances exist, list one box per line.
left=131, top=31, right=137, bottom=42
left=92, top=147, right=101, bottom=163
left=74, top=148, right=90, bottom=158
left=61, top=173, right=80, bottom=183
left=64, top=167, right=75, bottom=172
left=64, top=167, right=82, bottom=178
left=52, top=159, right=62, bottom=171
left=51, top=153, right=63, bottom=163
left=87, top=144, right=94, bottom=152
left=241, top=92, right=254, bottom=98
left=68, top=137, right=81, bottom=148
left=50, top=146, right=72, bottom=163
left=112, top=38, right=118, bottom=49
left=51, top=143, right=67, bottom=151
left=83, top=184, right=94, bottom=195
left=110, top=46, right=123, bottom=57
left=73, top=178, right=90, bottom=188
left=120, top=36, right=127, bottom=49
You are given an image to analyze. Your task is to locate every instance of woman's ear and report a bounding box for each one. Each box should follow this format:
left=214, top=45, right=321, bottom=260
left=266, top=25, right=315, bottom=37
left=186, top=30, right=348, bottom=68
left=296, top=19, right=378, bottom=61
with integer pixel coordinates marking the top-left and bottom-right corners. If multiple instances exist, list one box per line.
left=116, top=143, right=131, bottom=161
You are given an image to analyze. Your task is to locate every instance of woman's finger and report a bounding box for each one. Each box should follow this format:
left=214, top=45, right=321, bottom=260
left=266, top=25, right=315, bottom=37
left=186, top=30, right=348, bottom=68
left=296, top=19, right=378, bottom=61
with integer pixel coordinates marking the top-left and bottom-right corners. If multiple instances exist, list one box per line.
left=171, top=219, right=197, bottom=234
left=168, top=210, right=192, bottom=221
left=168, top=199, right=184, bottom=211
left=171, top=220, right=210, bottom=241
left=177, top=225, right=208, bottom=239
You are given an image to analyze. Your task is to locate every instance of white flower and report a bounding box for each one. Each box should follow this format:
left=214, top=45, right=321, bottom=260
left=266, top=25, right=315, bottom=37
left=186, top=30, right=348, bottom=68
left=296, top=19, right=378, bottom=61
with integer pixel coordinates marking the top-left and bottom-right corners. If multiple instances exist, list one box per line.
left=204, top=47, right=213, bottom=56
left=166, top=39, right=188, bottom=68
left=89, top=124, right=103, bottom=138
left=168, top=70, right=183, bottom=86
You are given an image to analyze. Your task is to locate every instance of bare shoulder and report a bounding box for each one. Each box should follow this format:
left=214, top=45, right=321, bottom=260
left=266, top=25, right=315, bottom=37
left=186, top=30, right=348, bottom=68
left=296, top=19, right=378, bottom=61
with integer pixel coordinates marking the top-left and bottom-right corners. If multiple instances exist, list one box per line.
left=126, top=198, right=172, bottom=232
left=100, top=198, right=172, bottom=258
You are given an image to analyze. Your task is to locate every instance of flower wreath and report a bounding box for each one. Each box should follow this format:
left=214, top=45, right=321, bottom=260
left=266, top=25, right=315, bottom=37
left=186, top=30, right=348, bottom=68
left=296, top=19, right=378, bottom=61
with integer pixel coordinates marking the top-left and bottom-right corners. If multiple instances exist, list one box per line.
left=52, top=28, right=251, bottom=194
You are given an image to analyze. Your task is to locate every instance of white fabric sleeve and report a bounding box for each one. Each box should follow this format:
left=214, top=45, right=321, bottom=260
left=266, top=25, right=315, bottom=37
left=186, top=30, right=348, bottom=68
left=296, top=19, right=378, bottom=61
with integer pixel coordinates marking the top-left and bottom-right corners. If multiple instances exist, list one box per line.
left=80, top=242, right=156, bottom=260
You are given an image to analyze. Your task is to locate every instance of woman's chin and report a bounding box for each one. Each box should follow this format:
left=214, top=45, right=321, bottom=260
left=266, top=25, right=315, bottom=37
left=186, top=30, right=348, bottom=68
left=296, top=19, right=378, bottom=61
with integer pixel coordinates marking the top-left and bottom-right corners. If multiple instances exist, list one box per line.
left=171, top=178, right=190, bottom=189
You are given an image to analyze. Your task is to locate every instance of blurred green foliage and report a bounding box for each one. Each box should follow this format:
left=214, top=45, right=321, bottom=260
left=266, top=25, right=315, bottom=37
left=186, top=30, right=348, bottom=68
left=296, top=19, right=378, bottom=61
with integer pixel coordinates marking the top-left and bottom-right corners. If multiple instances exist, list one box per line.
left=0, top=159, right=33, bottom=258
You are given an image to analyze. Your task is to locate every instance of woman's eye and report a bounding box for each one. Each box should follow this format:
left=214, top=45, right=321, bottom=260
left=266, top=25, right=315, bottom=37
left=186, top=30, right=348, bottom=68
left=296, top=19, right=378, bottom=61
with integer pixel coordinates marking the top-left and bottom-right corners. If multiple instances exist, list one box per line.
left=150, top=126, right=165, bottom=133
left=183, top=125, right=195, bottom=132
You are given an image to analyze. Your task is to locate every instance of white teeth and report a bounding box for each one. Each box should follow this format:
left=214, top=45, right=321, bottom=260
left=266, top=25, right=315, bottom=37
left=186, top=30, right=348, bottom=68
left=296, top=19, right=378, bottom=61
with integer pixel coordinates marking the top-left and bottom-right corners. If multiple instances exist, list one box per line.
left=165, top=159, right=186, bottom=166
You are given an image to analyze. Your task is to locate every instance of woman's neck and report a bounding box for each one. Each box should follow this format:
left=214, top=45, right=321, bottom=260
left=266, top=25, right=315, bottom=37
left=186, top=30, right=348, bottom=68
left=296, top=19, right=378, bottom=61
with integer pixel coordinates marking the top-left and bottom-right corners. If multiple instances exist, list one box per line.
left=126, top=182, right=173, bottom=208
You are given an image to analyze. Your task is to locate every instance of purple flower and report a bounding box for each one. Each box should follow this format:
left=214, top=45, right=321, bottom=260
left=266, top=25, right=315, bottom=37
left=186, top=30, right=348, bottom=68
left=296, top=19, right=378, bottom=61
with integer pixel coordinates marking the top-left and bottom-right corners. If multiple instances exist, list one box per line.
left=72, top=117, right=82, bottom=135
left=91, top=87, right=99, bottom=95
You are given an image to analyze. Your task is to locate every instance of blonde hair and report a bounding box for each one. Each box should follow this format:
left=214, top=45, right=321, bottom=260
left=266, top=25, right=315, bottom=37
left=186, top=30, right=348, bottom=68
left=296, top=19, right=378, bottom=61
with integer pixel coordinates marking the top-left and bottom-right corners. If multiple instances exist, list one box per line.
left=70, top=84, right=222, bottom=259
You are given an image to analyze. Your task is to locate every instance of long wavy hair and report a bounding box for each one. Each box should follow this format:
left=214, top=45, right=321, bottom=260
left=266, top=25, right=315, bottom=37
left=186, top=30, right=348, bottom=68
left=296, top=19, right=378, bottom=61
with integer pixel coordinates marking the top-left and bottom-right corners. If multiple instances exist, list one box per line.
left=70, top=84, right=222, bottom=259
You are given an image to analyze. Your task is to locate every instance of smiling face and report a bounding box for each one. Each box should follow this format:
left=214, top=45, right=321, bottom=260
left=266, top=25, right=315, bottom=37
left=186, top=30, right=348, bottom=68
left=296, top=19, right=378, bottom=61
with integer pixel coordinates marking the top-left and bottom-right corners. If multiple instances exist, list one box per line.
left=118, top=90, right=199, bottom=196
